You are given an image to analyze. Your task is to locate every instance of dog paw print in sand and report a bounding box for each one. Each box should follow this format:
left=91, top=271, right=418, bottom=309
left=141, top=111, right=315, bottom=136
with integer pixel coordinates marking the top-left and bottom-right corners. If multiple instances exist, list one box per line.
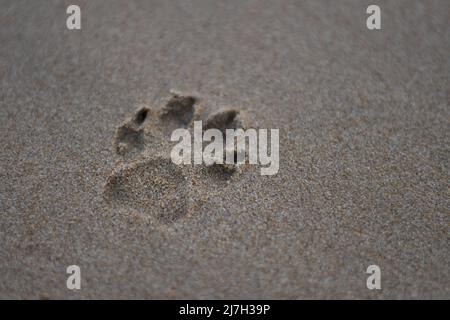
left=103, top=92, right=249, bottom=226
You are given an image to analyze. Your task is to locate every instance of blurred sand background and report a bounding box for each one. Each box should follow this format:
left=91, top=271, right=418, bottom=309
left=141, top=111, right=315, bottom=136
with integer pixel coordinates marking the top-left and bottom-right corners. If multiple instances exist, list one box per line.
left=0, top=0, right=449, bottom=299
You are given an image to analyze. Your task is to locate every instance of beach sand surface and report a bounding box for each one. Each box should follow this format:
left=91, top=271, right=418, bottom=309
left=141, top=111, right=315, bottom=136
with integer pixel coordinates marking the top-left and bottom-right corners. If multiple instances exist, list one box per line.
left=0, top=0, right=449, bottom=299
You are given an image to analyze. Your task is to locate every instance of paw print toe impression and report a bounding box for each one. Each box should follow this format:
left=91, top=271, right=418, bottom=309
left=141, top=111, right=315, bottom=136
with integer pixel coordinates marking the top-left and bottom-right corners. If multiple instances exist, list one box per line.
left=114, top=106, right=149, bottom=156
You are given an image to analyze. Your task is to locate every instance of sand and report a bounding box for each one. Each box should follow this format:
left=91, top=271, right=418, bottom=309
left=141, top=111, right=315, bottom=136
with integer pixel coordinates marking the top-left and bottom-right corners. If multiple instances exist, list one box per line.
left=0, top=0, right=449, bottom=299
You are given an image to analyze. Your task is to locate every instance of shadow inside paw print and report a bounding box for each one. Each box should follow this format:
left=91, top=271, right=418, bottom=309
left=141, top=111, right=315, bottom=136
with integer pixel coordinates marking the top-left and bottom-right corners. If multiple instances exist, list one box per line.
left=114, top=107, right=149, bottom=156
left=159, top=94, right=196, bottom=136
left=104, top=92, right=249, bottom=226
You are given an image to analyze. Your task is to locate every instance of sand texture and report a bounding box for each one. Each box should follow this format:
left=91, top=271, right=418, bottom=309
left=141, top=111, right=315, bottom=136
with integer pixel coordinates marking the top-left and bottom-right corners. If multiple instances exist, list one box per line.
left=0, top=0, right=449, bottom=299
